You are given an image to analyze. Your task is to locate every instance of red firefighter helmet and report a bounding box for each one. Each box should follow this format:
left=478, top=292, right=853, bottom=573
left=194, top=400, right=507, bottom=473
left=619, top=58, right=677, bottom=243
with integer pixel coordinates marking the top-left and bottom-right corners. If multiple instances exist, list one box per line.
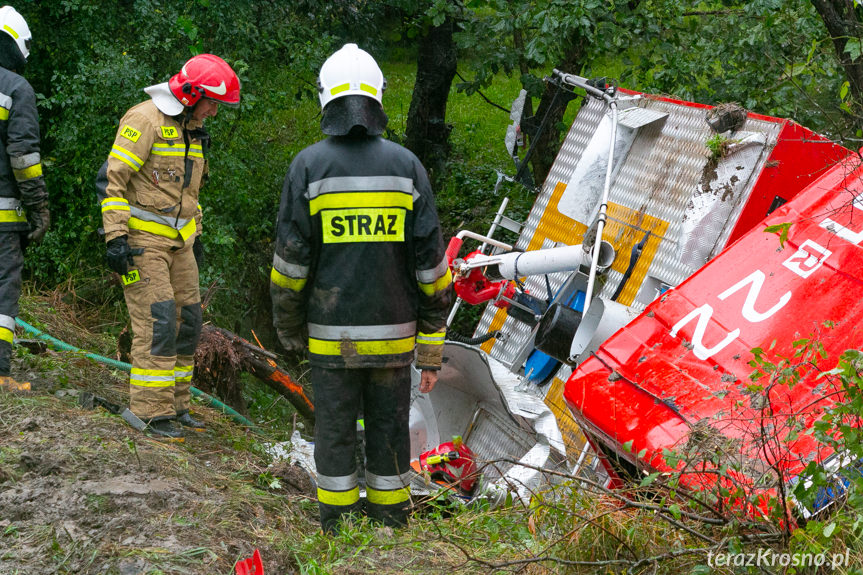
left=419, top=436, right=478, bottom=495
left=168, top=54, right=241, bottom=108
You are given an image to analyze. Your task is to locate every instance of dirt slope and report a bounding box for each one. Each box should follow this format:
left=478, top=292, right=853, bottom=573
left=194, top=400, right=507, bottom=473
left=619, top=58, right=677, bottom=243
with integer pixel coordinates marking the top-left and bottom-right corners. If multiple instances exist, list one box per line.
left=0, top=356, right=314, bottom=575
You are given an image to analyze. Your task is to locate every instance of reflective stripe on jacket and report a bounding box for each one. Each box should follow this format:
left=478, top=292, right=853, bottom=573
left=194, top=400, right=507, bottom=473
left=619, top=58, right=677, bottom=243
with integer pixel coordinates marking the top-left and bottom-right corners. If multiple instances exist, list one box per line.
left=0, top=67, right=47, bottom=233
left=271, top=135, right=452, bottom=370
left=100, top=100, right=207, bottom=249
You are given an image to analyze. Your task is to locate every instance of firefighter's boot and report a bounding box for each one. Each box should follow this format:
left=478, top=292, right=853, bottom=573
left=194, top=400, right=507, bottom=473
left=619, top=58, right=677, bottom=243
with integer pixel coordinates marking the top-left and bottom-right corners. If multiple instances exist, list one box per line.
left=0, top=375, right=30, bottom=391
left=176, top=410, right=205, bottom=431
left=144, top=417, right=184, bottom=440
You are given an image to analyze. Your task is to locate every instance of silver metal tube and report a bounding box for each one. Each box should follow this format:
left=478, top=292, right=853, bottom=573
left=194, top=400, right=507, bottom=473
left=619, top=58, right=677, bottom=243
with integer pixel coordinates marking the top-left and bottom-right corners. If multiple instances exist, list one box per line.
left=496, top=244, right=590, bottom=279
left=551, top=69, right=608, bottom=100
left=481, top=194, right=509, bottom=254
left=583, top=100, right=619, bottom=316
left=446, top=298, right=461, bottom=327
left=455, top=229, right=513, bottom=252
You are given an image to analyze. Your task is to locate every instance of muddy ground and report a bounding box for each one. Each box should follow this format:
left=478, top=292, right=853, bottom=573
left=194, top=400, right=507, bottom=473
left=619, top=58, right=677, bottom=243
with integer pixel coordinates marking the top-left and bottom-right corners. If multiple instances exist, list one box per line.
left=0, top=344, right=468, bottom=575
left=0, top=353, right=315, bottom=575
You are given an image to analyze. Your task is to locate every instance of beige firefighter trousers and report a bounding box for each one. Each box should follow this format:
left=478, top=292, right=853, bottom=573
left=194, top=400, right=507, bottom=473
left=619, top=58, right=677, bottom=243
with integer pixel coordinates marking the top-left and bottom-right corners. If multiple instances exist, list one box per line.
left=123, top=243, right=202, bottom=419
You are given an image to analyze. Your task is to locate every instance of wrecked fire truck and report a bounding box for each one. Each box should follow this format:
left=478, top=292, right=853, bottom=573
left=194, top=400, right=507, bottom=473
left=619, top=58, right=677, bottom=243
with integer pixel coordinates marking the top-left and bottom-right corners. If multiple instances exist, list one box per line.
left=283, top=70, right=862, bottom=515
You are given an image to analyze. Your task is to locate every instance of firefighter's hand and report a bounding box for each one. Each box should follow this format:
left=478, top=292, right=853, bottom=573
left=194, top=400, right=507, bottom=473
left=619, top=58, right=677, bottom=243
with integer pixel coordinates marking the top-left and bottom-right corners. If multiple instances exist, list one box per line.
left=419, top=369, right=438, bottom=394
left=106, top=236, right=133, bottom=276
left=25, top=201, right=50, bottom=244
left=277, top=329, right=306, bottom=353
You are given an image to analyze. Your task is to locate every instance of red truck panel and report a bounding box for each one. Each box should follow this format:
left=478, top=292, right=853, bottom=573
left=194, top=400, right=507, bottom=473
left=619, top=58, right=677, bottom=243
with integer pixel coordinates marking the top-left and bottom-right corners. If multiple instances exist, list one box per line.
left=565, top=154, right=863, bottom=487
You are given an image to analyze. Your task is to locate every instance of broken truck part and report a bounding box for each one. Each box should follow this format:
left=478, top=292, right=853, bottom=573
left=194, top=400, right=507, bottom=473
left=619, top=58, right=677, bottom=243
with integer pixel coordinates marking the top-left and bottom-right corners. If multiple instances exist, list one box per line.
left=565, top=154, right=863, bottom=515
left=463, top=71, right=855, bottom=515
left=276, top=72, right=858, bottom=515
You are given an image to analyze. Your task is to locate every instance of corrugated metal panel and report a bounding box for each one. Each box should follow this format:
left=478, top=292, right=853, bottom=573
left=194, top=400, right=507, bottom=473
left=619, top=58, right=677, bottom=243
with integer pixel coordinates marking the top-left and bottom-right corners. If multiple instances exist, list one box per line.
left=466, top=406, right=535, bottom=481
left=477, top=98, right=606, bottom=366
left=477, top=94, right=784, bottom=367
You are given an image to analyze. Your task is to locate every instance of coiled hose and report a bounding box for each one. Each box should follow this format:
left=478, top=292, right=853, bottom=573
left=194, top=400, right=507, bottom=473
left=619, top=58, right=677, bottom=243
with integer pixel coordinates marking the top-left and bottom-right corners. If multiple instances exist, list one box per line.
left=14, top=318, right=261, bottom=433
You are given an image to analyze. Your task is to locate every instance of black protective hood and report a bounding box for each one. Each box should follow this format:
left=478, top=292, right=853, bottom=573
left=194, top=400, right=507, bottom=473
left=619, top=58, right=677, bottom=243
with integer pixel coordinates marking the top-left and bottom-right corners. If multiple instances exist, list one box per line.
left=321, top=95, right=388, bottom=137
left=0, top=33, right=25, bottom=74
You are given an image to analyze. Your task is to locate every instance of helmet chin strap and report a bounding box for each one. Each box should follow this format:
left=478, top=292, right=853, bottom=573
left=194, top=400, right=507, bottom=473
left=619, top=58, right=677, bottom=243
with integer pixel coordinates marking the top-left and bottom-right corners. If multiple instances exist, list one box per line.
left=172, top=116, right=211, bottom=230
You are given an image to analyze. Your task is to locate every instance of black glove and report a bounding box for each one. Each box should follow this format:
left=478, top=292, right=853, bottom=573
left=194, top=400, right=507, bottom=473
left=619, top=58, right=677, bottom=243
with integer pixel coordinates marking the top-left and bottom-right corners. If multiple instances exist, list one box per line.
left=25, top=201, right=50, bottom=244
left=106, top=236, right=134, bottom=276
left=277, top=329, right=306, bottom=353
left=192, top=236, right=204, bottom=268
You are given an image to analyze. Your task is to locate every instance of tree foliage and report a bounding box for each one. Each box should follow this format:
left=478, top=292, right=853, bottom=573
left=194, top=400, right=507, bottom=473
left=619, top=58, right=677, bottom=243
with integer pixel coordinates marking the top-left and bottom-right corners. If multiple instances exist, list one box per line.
left=622, top=1, right=848, bottom=138
left=16, top=1, right=342, bottom=333
left=451, top=0, right=857, bottom=186
left=13, top=0, right=863, bottom=340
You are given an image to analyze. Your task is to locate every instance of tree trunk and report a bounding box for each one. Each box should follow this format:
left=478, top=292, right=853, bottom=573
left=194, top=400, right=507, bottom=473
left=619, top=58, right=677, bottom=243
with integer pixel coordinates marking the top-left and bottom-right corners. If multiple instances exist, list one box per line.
left=526, top=40, right=587, bottom=188
left=405, top=17, right=458, bottom=180
left=811, top=0, right=863, bottom=107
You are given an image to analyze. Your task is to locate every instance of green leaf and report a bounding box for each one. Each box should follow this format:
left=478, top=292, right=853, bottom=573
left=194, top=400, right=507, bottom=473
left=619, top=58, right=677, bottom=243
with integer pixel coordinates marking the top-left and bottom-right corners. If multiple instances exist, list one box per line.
left=663, top=449, right=680, bottom=468
left=641, top=472, right=660, bottom=486
left=623, top=440, right=634, bottom=453
left=823, top=522, right=836, bottom=538
left=764, top=223, right=792, bottom=248
left=846, top=38, right=863, bottom=60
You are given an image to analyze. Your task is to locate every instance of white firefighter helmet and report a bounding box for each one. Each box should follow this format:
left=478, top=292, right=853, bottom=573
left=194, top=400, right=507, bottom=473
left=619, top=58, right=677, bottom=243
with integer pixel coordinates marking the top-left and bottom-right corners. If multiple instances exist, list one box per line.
left=317, top=43, right=386, bottom=110
left=0, top=6, right=30, bottom=60
left=317, top=44, right=388, bottom=136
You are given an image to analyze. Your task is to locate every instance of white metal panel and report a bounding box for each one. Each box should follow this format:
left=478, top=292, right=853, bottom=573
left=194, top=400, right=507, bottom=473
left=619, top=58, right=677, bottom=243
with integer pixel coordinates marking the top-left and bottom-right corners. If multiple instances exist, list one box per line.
left=478, top=94, right=784, bottom=370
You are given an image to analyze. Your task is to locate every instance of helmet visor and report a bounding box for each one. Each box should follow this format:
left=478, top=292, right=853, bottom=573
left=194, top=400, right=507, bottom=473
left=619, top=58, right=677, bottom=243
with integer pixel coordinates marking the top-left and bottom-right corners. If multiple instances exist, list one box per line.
left=202, top=93, right=240, bottom=107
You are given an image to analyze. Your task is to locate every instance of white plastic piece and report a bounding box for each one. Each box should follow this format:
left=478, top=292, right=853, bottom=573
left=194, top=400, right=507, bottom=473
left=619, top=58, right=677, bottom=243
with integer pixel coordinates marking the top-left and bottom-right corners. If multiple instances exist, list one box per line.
left=496, top=244, right=591, bottom=279
left=568, top=297, right=640, bottom=363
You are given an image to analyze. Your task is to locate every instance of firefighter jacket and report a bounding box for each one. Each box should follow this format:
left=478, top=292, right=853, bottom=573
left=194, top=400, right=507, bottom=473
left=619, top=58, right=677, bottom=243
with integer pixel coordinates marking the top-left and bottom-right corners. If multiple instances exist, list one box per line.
left=100, top=100, right=206, bottom=249
left=271, top=135, right=453, bottom=370
left=0, top=67, right=47, bottom=233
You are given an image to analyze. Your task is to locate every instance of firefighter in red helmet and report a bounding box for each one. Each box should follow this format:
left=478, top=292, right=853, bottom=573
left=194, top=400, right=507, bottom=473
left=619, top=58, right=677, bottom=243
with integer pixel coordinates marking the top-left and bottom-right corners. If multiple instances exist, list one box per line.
left=97, top=54, right=240, bottom=439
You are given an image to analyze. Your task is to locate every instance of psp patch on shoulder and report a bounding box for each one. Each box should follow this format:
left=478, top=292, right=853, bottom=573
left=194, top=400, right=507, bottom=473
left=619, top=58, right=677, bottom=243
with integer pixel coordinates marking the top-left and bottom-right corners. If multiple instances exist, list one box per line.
left=160, top=126, right=179, bottom=139
left=120, top=124, right=141, bottom=143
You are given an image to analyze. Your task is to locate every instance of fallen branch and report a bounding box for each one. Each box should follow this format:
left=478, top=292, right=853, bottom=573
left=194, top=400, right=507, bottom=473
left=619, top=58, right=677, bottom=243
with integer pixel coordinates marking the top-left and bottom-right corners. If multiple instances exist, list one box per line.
left=196, top=325, right=314, bottom=423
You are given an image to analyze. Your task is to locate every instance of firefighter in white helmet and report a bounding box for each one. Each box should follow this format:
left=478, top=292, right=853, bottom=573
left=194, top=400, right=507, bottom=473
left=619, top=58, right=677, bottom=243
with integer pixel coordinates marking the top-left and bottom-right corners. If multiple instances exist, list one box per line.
left=97, top=55, right=240, bottom=439
left=0, top=6, right=49, bottom=390
left=271, top=43, right=453, bottom=532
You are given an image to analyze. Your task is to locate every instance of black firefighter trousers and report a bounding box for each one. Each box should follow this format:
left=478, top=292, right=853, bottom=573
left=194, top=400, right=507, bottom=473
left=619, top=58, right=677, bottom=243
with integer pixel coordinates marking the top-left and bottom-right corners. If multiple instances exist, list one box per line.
left=0, top=232, right=23, bottom=376
left=312, top=365, right=412, bottom=533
